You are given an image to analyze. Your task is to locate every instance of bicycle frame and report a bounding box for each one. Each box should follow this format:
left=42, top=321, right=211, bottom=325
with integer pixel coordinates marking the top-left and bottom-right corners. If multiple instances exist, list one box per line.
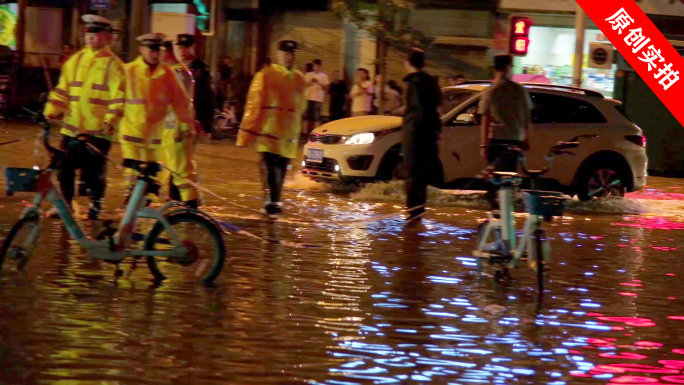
left=473, top=186, right=545, bottom=269
left=23, top=169, right=187, bottom=262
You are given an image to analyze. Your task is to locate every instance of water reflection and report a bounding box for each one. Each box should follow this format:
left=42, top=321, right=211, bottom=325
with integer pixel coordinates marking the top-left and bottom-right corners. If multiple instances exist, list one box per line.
left=2, top=127, right=684, bottom=383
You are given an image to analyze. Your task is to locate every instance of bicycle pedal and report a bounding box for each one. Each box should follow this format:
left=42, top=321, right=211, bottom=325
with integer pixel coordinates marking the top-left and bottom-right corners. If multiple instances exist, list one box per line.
left=488, top=255, right=511, bottom=264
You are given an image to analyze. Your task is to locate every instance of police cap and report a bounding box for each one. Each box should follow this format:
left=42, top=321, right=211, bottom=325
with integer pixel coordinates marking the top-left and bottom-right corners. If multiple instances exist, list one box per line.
left=82, top=14, right=113, bottom=33
left=176, top=34, right=195, bottom=47
left=136, top=33, right=166, bottom=50
left=278, top=40, right=298, bottom=53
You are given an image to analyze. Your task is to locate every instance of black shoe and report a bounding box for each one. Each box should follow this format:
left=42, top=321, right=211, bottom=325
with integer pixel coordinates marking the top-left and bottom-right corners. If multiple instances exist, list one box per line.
left=88, top=201, right=102, bottom=220
left=184, top=199, right=199, bottom=209
left=265, top=203, right=282, bottom=215
left=406, top=210, right=426, bottom=224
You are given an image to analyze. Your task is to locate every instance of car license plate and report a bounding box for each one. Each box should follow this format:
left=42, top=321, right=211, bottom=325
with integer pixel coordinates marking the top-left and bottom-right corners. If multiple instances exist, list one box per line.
left=307, top=148, right=323, bottom=163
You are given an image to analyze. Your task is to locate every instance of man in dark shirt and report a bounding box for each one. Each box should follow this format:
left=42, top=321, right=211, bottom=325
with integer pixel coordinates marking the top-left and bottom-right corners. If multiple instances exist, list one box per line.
left=217, top=56, right=232, bottom=110
left=402, top=47, right=442, bottom=223
left=176, top=34, right=214, bottom=137
left=328, top=70, right=348, bottom=121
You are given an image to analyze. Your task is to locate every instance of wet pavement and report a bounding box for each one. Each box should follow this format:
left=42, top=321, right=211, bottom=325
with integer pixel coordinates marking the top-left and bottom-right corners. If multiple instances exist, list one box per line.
left=2, top=123, right=684, bottom=384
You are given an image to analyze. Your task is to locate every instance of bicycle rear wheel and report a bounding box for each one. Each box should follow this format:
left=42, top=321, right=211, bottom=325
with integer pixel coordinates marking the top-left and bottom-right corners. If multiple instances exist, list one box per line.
left=530, top=228, right=548, bottom=294
left=144, top=211, right=225, bottom=284
left=0, top=212, right=40, bottom=276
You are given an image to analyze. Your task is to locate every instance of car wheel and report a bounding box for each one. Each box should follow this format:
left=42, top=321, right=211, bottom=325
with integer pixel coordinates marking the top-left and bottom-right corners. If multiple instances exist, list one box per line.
left=577, top=165, right=626, bottom=201
left=391, top=159, right=406, bottom=181
left=378, top=151, right=405, bottom=182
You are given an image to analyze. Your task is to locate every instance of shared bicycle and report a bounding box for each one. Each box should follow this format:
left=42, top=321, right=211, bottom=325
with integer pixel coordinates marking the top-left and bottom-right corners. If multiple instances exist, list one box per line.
left=473, top=137, right=589, bottom=293
left=1, top=112, right=226, bottom=284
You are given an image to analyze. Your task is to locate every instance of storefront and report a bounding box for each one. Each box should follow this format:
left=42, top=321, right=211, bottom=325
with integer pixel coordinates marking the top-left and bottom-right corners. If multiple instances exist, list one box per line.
left=517, top=26, right=616, bottom=97
left=498, top=0, right=684, bottom=98
left=498, top=0, right=684, bottom=174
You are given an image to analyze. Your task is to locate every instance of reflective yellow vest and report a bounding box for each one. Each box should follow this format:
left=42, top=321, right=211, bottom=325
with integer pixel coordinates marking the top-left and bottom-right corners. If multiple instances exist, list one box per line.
left=44, top=46, right=125, bottom=139
left=163, top=62, right=195, bottom=140
left=119, top=56, right=192, bottom=149
left=236, top=63, right=307, bottom=159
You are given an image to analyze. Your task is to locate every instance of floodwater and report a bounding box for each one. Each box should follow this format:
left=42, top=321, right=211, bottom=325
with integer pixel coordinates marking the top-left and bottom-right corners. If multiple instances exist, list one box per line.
left=2, top=124, right=684, bottom=384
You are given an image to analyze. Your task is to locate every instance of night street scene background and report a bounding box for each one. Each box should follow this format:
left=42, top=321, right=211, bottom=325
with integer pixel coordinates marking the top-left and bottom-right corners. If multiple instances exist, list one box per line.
left=3, top=0, right=684, bottom=384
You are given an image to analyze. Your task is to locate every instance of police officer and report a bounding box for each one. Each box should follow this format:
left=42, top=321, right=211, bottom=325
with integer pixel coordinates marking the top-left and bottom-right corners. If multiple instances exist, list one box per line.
left=44, top=14, right=126, bottom=220
left=119, top=33, right=193, bottom=191
left=176, top=34, right=213, bottom=138
left=237, top=40, right=307, bottom=215
left=161, top=39, right=200, bottom=208
left=402, top=47, right=442, bottom=223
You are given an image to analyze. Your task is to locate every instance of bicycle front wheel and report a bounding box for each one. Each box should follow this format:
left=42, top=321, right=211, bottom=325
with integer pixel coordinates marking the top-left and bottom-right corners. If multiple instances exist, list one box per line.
left=144, top=211, right=225, bottom=284
left=0, top=212, right=41, bottom=277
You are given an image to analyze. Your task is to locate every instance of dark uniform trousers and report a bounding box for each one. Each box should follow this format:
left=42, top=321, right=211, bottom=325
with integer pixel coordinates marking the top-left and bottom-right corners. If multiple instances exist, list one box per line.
left=260, top=152, right=290, bottom=205
left=58, top=135, right=111, bottom=206
left=403, top=132, right=442, bottom=218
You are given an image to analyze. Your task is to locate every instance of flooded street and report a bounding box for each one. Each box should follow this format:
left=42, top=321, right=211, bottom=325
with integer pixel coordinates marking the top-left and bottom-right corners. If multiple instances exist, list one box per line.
left=2, top=124, right=684, bottom=384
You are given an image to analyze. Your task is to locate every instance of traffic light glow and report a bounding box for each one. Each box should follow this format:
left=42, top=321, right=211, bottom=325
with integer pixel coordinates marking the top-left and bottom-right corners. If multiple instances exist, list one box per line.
left=514, top=38, right=528, bottom=53
left=515, top=21, right=526, bottom=34
left=509, top=16, right=532, bottom=56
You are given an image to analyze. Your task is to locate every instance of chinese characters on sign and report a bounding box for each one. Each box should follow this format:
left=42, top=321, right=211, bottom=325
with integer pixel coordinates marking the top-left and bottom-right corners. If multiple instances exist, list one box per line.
left=605, top=7, right=679, bottom=90
left=509, top=16, right=532, bottom=56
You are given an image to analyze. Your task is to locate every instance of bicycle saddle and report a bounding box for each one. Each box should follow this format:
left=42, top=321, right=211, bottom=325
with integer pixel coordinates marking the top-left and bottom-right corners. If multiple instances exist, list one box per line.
left=123, top=159, right=161, bottom=177
left=488, top=171, right=522, bottom=186
left=525, top=170, right=545, bottom=178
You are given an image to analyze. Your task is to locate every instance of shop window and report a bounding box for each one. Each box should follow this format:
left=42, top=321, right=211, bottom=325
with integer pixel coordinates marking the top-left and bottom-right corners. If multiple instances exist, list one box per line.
left=530, top=93, right=607, bottom=124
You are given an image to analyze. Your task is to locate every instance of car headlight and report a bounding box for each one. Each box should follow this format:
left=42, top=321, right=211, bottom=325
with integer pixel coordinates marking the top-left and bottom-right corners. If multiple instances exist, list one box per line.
left=344, top=132, right=375, bottom=145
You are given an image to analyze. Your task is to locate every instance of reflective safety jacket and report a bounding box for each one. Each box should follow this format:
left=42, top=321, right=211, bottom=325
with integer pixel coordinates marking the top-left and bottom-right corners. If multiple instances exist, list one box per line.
left=236, top=64, right=306, bottom=159
left=119, top=56, right=193, bottom=149
left=44, top=46, right=126, bottom=139
left=163, top=62, right=195, bottom=137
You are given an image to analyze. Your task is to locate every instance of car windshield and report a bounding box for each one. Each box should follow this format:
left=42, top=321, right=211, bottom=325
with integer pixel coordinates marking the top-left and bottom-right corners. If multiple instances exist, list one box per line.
left=388, top=89, right=479, bottom=117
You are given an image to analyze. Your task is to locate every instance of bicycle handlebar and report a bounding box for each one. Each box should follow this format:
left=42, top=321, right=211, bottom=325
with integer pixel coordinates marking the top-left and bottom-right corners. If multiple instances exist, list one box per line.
left=489, top=136, right=593, bottom=179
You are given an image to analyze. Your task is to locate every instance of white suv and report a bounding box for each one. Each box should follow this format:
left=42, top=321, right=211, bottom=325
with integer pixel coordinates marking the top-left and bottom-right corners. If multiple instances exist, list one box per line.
left=302, top=83, right=648, bottom=200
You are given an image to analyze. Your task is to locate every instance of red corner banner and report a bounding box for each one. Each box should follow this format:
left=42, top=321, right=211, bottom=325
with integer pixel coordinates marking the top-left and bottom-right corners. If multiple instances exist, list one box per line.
left=576, top=0, right=684, bottom=125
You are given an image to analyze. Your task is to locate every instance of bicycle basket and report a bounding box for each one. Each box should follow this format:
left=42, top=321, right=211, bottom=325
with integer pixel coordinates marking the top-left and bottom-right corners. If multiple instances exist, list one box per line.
left=522, top=190, right=567, bottom=218
left=5, top=167, right=41, bottom=195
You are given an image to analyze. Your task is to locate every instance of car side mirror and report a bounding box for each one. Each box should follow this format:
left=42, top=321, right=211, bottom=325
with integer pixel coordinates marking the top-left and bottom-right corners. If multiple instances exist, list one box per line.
left=455, top=113, right=476, bottom=124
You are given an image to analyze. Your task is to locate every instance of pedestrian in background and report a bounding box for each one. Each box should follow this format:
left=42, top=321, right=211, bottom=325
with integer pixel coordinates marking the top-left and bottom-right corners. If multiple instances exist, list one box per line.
left=350, top=68, right=374, bottom=117
left=44, top=15, right=125, bottom=220
left=478, top=54, right=532, bottom=208
left=58, top=43, right=74, bottom=69
left=373, top=75, right=401, bottom=114
left=402, top=47, right=442, bottom=223
left=384, top=79, right=402, bottom=113
left=237, top=40, right=307, bottom=215
left=216, top=55, right=232, bottom=111
left=328, top=70, right=348, bottom=121
left=304, top=59, right=329, bottom=136
left=388, top=80, right=403, bottom=99
left=447, top=74, right=465, bottom=86
left=161, top=39, right=199, bottom=208
left=176, top=34, right=214, bottom=140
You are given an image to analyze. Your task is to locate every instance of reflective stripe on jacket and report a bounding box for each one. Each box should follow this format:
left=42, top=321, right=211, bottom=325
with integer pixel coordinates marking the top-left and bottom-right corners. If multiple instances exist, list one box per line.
left=44, top=46, right=126, bottom=139
left=236, top=64, right=306, bottom=159
left=119, top=56, right=193, bottom=149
